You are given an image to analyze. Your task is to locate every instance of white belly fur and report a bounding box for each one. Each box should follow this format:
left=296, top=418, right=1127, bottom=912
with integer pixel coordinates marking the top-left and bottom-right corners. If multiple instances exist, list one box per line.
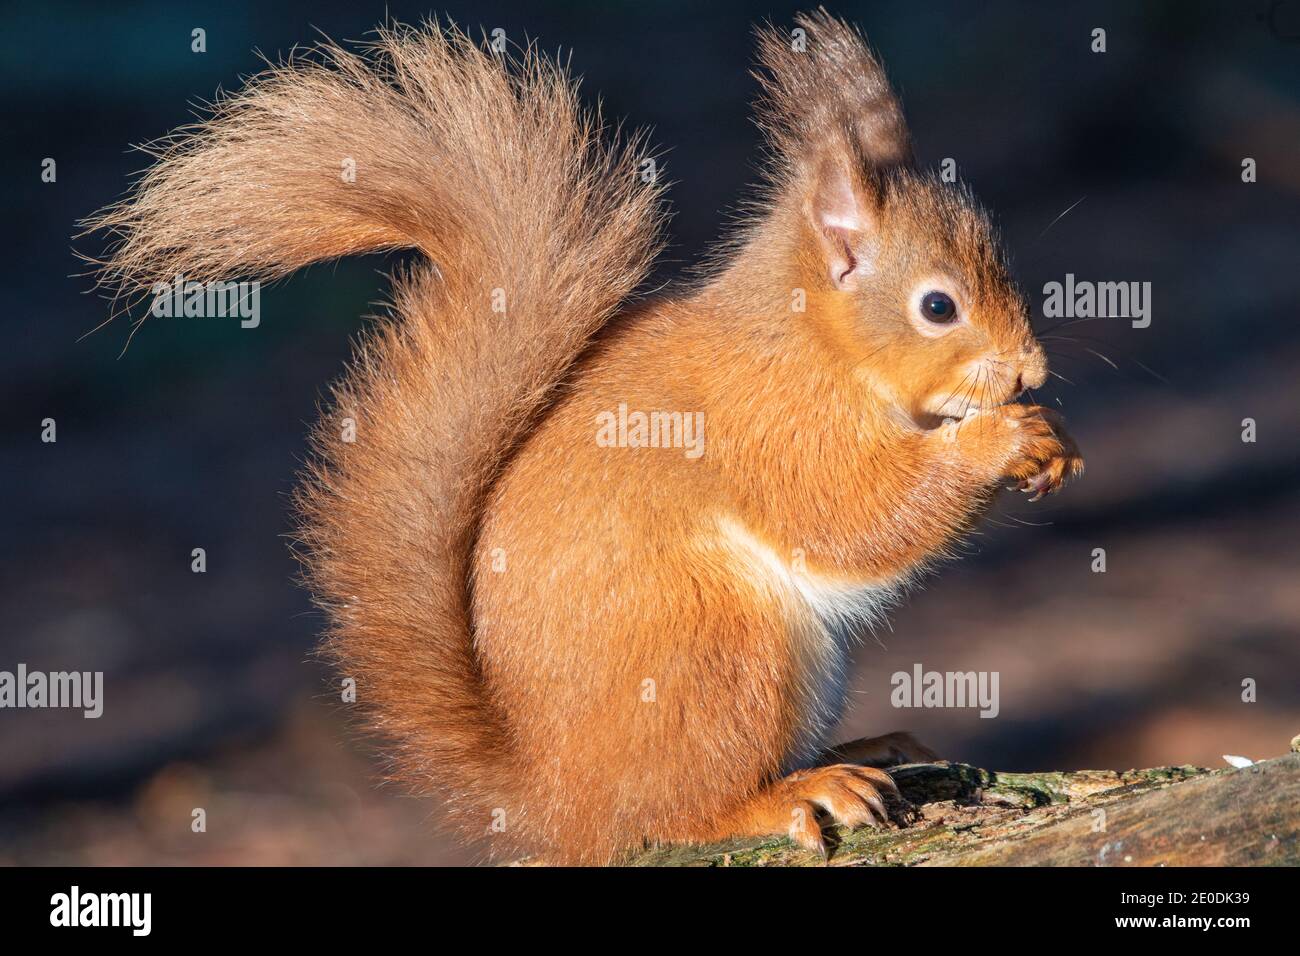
left=714, top=516, right=904, bottom=769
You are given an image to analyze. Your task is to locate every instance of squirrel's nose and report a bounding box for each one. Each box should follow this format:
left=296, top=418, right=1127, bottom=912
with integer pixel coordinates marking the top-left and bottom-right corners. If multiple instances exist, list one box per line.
left=1018, top=345, right=1048, bottom=391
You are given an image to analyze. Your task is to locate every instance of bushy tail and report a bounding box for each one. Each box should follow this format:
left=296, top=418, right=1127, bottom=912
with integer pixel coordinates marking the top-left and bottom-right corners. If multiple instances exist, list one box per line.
left=85, top=21, right=664, bottom=847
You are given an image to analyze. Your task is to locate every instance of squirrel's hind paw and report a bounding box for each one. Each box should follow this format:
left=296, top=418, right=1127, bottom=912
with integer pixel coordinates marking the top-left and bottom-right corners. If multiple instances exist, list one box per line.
left=816, top=730, right=942, bottom=768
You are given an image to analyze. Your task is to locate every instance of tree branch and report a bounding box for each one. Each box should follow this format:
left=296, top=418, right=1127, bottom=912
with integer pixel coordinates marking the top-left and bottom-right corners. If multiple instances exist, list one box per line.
left=612, top=752, right=1300, bottom=867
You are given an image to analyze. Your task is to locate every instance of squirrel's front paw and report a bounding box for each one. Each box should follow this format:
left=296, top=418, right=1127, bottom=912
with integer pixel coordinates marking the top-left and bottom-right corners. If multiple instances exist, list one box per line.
left=774, top=764, right=904, bottom=858
left=1000, top=405, right=1084, bottom=501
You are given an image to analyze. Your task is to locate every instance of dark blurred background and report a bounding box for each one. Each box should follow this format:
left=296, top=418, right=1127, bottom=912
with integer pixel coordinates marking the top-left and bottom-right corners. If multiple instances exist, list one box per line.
left=2, top=0, right=1297, bottom=864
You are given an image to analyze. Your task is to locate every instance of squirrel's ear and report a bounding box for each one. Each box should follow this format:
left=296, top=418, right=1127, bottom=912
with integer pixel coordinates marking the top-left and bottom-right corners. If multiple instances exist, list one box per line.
left=754, top=11, right=912, bottom=172
left=808, top=156, right=875, bottom=291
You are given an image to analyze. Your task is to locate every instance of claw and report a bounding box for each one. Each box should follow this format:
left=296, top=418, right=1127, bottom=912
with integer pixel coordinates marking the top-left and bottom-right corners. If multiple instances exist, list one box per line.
left=863, top=792, right=888, bottom=824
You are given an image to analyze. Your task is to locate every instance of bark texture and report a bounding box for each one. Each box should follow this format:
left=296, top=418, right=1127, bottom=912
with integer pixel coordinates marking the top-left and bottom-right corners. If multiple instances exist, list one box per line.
left=600, top=751, right=1300, bottom=867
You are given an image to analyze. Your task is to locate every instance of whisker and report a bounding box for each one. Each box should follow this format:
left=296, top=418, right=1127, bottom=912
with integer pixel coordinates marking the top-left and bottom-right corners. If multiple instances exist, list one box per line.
left=957, top=368, right=980, bottom=420
left=849, top=341, right=891, bottom=374
left=937, top=369, right=976, bottom=415
left=1047, top=333, right=1170, bottom=383
left=983, top=515, right=1018, bottom=529
left=1039, top=335, right=1121, bottom=370
left=1082, top=346, right=1119, bottom=371
left=1128, top=355, right=1171, bottom=386
left=1035, top=195, right=1086, bottom=242
left=1003, top=513, right=1054, bottom=528
left=1033, top=314, right=1123, bottom=337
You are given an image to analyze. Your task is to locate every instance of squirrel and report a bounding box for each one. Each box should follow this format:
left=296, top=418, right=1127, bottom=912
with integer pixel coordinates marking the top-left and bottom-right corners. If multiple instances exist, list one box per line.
left=87, top=11, right=1083, bottom=865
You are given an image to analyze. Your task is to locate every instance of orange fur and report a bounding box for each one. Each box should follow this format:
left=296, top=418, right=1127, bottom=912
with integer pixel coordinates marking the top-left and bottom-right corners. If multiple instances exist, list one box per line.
left=87, top=12, right=1082, bottom=865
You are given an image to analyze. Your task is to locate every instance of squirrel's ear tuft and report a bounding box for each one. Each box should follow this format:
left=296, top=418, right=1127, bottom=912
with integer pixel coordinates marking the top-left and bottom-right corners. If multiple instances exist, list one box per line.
left=808, top=155, right=876, bottom=291
left=753, top=9, right=912, bottom=173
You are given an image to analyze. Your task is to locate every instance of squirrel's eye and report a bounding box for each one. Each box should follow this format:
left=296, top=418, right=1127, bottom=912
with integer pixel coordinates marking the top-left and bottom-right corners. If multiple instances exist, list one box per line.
left=920, top=291, right=958, bottom=324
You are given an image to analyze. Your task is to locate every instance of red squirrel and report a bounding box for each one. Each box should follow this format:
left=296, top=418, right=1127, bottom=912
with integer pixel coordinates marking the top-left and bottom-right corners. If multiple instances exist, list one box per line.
left=88, top=11, right=1083, bottom=864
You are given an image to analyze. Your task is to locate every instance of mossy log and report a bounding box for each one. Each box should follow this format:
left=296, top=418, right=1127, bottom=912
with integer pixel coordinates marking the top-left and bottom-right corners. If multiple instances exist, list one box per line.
left=614, top=751, right=1300, bottom=867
